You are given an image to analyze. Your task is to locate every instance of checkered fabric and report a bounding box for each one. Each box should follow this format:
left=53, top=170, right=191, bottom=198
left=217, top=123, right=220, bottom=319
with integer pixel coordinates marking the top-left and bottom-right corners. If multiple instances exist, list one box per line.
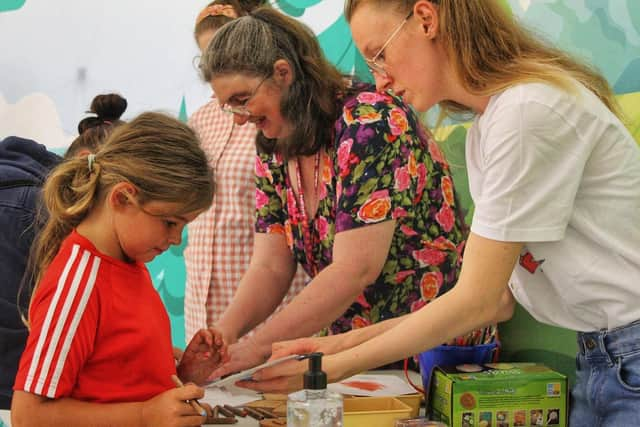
left=184, top=98, right=308, bottom=345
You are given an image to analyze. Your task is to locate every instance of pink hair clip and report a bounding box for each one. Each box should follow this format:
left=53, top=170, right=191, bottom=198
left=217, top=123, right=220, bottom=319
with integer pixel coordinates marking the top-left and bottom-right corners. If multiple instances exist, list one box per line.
left=196, top=4, right=238, bottom=26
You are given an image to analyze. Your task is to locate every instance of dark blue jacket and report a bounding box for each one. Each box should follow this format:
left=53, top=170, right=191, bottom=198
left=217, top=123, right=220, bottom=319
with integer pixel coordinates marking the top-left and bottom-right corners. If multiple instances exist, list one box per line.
left=0, top=136, right=60, bottom=409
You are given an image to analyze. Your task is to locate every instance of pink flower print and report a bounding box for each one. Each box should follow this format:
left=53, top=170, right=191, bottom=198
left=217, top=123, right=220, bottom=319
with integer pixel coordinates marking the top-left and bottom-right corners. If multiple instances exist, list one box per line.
left=338, top=138, right=354, bottom=172
left=287, top=188, right=300, bottom=223
left=357, top=92, right=388, bottom=105
left=420, top=271, right=443, bottom=300
left=357, top=109, right=382, bottom=124
left=355, top=293, right=371, bottom=309
left=428, top=139, right=448, bottom=169
left=357, top=190, right=391, bottom=223
left=317, top=180, right=328, bottom=201
left=391, top=207, right=408, bottom=219
left=411, top=299, right=427, bottom=312
left=416, top=163, right=427, bottom=196
left=284, top=220, right=294, bottom=249
left=343, top=105, right=356, bottom=126
left=456, top=241, right=466, bottom=264
left=400, top=225, right=418, bottom=236
left=412, top=248, right=447, bottom=266
left=267, top=223, right=285, bottom=235
left=435, top=203, right=455, bottom=232
left=395, top=270, right=416, bottom=284
left=394, top=166, right=411, bottom=191
left=336, top=179, right=343, bottom=201
left=255, top=156, right=273, bottom=182
left=256, top=188, right=269, bottom=210
left=321, top=154, right=333, bottom=184
left=441, top=175, right=455, bottom=206
left=423, top=236, right=457, bottom=251
left=408, top=151, right=417, bottom=177
left=388, top=107, right=409, bottom=136
left=351, top=315, right=371, bottom=329
left=316, top=216, right=329, bottom=241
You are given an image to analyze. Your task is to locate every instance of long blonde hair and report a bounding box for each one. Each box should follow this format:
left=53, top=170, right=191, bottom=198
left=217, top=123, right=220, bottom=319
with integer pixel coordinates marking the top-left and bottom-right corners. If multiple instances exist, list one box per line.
left=345, top=0, right=623, bottom=119
left=28, top=112, right=214, bottom=312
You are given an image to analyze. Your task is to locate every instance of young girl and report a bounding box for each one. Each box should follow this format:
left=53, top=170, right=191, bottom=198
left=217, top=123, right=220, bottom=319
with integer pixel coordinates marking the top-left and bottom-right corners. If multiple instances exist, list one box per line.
left=245, top=1, right=640, bottom=424
left=12, top=112, right=224, bottom=427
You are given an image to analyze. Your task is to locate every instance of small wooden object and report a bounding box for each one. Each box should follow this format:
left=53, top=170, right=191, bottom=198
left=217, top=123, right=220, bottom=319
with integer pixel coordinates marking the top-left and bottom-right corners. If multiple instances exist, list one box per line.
left=253, top=407, right=277, bottom=419
left=216, top=405, right=236, bottom=418
left=204, top=417, right=238, bottom=425
left=259, top=418, right=287, bottom=427
left=243, top=406, right=265, bottom=420
left=223, top=404, right=247, bottom=417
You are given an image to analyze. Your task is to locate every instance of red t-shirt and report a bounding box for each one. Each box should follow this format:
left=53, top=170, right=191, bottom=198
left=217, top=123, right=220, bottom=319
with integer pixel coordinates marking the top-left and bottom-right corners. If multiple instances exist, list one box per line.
left=14, top=230, right=176, bottom=402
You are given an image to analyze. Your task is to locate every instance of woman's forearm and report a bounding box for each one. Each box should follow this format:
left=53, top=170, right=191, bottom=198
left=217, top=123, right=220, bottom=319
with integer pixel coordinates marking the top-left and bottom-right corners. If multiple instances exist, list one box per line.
left=217, top=263, right=293, bottom=341
left=327, top=234, right=523, bottom=381
left=248, top=261, right=372, bottom=353
left=330, top=287, right=499, bottom=380
left=339, top=316, right=406, bottom=351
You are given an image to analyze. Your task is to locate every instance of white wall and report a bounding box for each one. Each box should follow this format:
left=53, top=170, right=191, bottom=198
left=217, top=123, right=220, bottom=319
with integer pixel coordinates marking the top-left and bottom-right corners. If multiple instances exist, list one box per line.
left=0, top=0, right=343, bottom=148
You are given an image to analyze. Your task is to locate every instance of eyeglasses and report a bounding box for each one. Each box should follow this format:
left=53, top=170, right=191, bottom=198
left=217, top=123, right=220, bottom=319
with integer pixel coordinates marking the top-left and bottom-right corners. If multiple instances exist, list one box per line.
left=365, top=11, right=414, bottom=78
left=220, top=75, right=269, bottom=116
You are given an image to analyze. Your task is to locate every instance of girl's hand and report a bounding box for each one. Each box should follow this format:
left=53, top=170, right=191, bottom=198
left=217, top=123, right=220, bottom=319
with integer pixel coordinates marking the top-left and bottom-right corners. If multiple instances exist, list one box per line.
left=140, top=385, right=206, bottom=427
left=177, top=327, right=228, bottom=385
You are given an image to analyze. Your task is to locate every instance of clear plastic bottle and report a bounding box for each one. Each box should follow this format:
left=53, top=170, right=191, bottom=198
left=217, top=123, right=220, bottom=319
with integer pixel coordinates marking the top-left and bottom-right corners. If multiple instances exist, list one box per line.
left=287, top=352, right=343, bottom=427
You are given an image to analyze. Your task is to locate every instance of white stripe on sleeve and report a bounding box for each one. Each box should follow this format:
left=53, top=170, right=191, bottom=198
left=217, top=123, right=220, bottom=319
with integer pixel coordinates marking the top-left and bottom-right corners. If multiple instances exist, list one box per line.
left=24, top=244, right=80, bottom=392
left=46, top=255, right=101, bottom=396
left=33, top=249, right=91, bottom=395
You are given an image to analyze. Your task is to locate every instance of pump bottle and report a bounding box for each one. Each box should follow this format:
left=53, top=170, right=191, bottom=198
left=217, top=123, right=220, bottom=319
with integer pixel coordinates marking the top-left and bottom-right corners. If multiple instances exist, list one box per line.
left=287, top=352, right=343, bottom=427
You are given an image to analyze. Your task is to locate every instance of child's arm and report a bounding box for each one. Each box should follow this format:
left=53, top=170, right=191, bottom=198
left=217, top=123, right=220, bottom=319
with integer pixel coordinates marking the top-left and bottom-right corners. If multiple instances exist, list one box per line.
left=11, top=384, right=206, bottom=427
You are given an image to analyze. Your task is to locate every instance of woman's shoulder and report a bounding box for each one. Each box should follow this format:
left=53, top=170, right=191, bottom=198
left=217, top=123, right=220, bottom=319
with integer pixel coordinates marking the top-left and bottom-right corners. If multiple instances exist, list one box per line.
left=489, top=81, right=598, bottom=113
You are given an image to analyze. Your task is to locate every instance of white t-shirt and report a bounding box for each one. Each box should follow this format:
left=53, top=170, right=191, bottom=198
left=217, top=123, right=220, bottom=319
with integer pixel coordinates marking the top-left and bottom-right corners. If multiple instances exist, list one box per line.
left=466, top=82, right=640, bottom=332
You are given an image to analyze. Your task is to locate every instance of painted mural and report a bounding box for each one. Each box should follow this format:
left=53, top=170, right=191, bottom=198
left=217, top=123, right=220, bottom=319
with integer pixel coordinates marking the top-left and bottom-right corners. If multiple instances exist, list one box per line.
left=1, top=1, right=638, bottom=350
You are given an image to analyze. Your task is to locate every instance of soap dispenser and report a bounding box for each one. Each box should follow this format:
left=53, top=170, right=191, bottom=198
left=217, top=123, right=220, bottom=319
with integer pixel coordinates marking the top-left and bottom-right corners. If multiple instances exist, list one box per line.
left=287, top=352, right=343, bottom=427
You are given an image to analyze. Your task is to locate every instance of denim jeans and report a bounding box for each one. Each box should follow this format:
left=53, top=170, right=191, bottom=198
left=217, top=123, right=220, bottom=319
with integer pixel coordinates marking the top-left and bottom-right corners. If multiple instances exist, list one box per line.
left=570, top=320, right=640, bottom=426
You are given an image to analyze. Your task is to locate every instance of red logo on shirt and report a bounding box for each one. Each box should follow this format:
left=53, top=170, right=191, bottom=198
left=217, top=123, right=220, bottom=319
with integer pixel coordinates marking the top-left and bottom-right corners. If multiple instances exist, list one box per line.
left=519, top=252, right=544, bottom=274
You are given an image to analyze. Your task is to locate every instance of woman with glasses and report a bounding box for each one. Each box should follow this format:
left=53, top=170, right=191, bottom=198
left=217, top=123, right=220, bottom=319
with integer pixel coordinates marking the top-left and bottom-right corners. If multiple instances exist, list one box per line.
left=200, top=6, right=480, bottom=379
left=246, top=1, right=640, bottom=424
left=183, top=0, right=307, bottom=349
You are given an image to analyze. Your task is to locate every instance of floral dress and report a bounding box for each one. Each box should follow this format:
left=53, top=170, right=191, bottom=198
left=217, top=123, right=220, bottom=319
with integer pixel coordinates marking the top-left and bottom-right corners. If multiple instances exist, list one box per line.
left=255, top=84, right=465, bottom=335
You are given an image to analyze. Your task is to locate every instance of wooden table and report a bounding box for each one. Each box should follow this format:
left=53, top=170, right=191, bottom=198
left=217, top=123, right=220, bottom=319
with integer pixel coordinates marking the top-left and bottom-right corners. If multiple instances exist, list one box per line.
left=0, top=370, right=423, bottom=426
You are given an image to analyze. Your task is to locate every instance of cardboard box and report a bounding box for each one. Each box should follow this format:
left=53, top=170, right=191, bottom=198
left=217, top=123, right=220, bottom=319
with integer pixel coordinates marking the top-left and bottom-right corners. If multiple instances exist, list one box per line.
left=344, top=396, right=413, bottom=427
left=428, top=363, right=567, bottom=427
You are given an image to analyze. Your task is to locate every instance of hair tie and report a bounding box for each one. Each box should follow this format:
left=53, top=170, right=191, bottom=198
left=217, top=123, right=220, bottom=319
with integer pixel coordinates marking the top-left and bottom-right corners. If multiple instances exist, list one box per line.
left=103, top=120, right=112, bottom=125
left=195, top=4, right=238, bottom=26
left=87, top=154, right=96, bottom=172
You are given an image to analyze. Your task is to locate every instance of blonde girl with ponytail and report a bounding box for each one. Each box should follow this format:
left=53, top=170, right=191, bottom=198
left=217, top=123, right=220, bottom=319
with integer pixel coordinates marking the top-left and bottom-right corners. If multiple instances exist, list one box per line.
left=12, top=112, right=227, bottom=427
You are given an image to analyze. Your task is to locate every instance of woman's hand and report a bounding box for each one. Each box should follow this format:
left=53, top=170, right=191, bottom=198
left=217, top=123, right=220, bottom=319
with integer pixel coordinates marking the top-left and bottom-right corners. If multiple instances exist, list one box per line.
left=206, top=336, right=271, bottom=381
left=177, top=327, right=228, bottom=385
left=140, top=384, right=206, bottom=427
left=234, top=335, right=346, bottom=393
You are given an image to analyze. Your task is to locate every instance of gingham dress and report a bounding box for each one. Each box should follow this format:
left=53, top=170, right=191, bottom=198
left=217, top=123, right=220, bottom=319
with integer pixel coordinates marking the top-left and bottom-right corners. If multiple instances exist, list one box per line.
left=184, top=98, right=308, bottom=344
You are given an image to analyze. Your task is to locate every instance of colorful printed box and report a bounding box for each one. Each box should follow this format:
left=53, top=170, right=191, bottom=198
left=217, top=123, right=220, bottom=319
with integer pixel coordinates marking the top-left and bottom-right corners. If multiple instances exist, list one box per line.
left=428, top=363, right=567, bottom=427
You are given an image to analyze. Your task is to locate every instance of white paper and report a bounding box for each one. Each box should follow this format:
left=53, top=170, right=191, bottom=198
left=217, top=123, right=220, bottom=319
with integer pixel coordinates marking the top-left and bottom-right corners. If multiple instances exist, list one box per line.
left=202, top=385, right=260, bottom=408
left=328, top=374, right=417, bottom=397
left=206, top=354, right=302, bottom=389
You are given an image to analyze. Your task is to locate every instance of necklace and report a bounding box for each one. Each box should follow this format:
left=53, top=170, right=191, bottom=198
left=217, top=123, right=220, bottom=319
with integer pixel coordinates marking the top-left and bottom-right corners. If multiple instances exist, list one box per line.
left=294, top=151, right=321, bottom=276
